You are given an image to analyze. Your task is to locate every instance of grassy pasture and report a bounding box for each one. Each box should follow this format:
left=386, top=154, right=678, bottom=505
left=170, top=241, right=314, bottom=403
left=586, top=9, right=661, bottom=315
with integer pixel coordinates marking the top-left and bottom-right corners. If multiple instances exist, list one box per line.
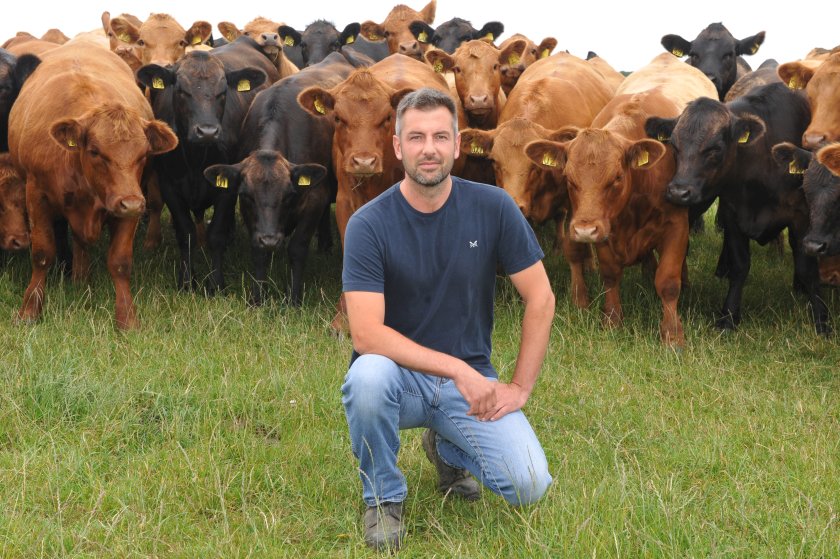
left=0, top=209, right=838, bottom=558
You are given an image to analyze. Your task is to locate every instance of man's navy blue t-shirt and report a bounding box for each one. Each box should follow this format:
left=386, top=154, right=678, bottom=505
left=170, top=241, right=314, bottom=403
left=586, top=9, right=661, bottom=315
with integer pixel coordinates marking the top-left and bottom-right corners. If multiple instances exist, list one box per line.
left=342, top=177, right=544, bottom=378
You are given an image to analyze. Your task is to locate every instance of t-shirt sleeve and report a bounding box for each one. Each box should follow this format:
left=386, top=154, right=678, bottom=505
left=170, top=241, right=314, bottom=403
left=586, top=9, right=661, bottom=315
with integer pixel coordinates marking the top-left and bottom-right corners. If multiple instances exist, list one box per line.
left=496, top=192, right=545, bottom=275
left=342, top=213, right=385, bottom=293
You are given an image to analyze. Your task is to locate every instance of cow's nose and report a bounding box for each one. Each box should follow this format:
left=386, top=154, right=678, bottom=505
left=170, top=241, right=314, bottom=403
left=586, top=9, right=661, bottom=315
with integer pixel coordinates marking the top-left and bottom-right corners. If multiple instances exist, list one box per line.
left=803, top=238, right=828, bottom=255
left=469, top=95, right=489, bottom=106
left=256, top=232, right=282, bottom=249
left=115, top=195, right=146, bottom=217
left=666, top=183, right=693, bottom=204
left=195, top=124, right=220, bottom=140
left=353, top=156, right=376, bottom=168
left=4, top=233, right=30, bottom=250
left=573, top=225, right=599, bottom=242
left=803, top=132, right=827, bottom=150
left=399, top=41, right=420, bottom=55
left=261, top=32, right=279, bottom=44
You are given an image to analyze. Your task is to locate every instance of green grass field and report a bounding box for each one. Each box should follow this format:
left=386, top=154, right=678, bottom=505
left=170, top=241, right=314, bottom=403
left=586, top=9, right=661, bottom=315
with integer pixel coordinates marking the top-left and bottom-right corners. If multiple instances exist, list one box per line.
left=0, top=210, right=838, bottom=558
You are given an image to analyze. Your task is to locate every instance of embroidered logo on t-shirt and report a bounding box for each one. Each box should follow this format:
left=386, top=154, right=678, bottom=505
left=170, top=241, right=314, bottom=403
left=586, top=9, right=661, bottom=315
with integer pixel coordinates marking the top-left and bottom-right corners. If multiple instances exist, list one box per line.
left=469, top=240, right=478, bottom=248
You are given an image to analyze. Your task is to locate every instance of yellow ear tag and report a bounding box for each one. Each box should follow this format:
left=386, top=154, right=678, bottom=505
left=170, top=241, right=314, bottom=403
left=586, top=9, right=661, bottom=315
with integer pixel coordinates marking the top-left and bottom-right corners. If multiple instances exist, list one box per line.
left=485, top=32, right=494, bottom=41
left=237, top=79, right=251, bottom=92
left=152, top=77, right=165, bottom=90
left=750, top=44, right=758, bottom=55
left=298, top=175, right=311, bottom=187
left=470, top=142, right=484, bottom=156
left=738, top=130, right=750, bottom=144
left=417, top=31, right=428, bottom=43
left=789, top=160, right=805, bottom=175
left=433, top=60, right=444, bottom=73
left=636, top=150, right=650, bottom=167
left=345, top=35, right=355, bottom=44
left=788, top=75, right=801, bottom=89
left=541, top=48, right=550, bottom=58
left=117, top=32, right=131, bottom=43
left=284, top=36, right=295, bottom=47
left=657, top=132, right=669, bottom=142
left=216, top=175, right=228, bottom=188
left=191, top=35, right=202, bottom=45
left=508, top=53, right=520, bottom=66
left=314, top=98, right=326, bottom=115
left=672, top=48, right=684, bottom=57
left=541, top=152, right=557, bottom=167
left=368, top=33, right=381, bottom=41
left=67, top=138, right=77, bottom=148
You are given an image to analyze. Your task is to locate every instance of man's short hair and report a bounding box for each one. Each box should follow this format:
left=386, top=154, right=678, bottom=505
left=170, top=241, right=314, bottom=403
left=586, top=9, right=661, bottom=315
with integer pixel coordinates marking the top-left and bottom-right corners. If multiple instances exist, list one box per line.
left=395, top=88, right=458, bottom=137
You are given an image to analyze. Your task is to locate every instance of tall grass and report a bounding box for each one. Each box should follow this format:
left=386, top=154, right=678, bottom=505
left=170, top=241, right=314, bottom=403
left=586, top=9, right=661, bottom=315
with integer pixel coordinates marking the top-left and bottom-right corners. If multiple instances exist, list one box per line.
left=0, top=210, right=837, bottom=558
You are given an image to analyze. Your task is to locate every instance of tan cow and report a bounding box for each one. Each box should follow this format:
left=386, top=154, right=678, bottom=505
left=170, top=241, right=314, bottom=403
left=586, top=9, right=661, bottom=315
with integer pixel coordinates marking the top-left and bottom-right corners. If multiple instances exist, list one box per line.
left=586, top=54, right=625, bottom=93
left=497, top=33, right=557, bottom=95
left=0, top=153, right=28, bottom=252
left=778, top=52, right=840, bottom=149
left=9, top=42, right=178, bottom=329
left=217, top=17, right=300, bottom=77
left=360, top=0, right=436, bottom=60
left=615, top=53, right=718, bottom=110
left=107, top=12, right=211, bottom=70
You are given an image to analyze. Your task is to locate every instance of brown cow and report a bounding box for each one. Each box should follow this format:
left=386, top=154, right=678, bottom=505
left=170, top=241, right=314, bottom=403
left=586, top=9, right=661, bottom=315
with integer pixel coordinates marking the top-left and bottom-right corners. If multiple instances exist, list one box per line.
left=360, top=1, right=436, bottom=60
left=586, top=54, right=625, bottom=93
left=460, top=52, right=613, bottom=308
left=778, top=52, right=840, bottom=149
left=217, top=17, right=300, bottom=77
left=8, top=42, right=178, bottom=329
left=0, top=153, right=28, bottom=252
left=108, top=12, right=211, bottom=70
left=525, top=88, right=689, bottom=346
left=497, top=33, right=557, bottom=95
left=297, top=53, right=460, bottom=331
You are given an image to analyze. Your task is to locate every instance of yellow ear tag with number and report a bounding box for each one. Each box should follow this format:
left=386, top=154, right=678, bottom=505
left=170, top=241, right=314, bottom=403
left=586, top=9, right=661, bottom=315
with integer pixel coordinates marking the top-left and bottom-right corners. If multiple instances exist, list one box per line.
left=237, top=79, right=251, bottom=92
left=284, top=36, right=295, bottom=47
left=672, top=48, right=684, bottom=57
left=118, top=32, right=131, bottom=43
left=657, top=132, right=669, bottom=142
left=789, top=160, right=805, bottom=175
left=541, top=48, right=550, bottom=58
left=368, top=33, right=381, bottom=41
left=738, top=130, right=750, bottom=144
left=485, top=32, right=494, bottom=41
left=314, top=98, right=326, bottom=115
left=417, top=31, right=428, bottom=43
left=152, top=77, right=165, bottom=90
left=788, top=75, right=801, bottom=89
left=298, top=175, right=311, bottom=187
left=191, top=35, right=202, bottom=45
left=541, top=152, right=557, bottom=167
left=67, top=138, right=77, bottom=148
left=433, top=60, right=444, bottom=73
left=636, top=149, right=650, bottom=167
left=345, top=35, right=355, bottom=44
left=470, top=142, right=484, bottom=156
left=508, top=53, right=520, bottom=66
left=216, top=175, right=228, bottom=188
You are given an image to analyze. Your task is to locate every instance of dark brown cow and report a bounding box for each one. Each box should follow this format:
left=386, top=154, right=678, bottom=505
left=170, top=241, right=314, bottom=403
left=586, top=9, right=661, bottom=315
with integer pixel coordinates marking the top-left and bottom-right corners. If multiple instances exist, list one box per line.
left=108, top=12, right=211, bottom=70
left=360, top=0, right=436, bottom=60
left=9, top=42, right=178, bottom=329
left=217, top=17, right=301, bottom=76
left=497, top=33, right=557, bottom=95
left=525, top=89, right=688, bottom=346
left=0, top=152, right=28, bottom=252
left=778, top=53, right=840, bottom=150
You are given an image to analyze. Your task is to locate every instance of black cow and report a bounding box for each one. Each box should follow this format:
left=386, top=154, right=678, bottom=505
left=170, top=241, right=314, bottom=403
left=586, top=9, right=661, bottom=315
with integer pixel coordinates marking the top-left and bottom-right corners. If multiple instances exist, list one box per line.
left=409, top=18, right=504, bottom=54
left=661, top=23, right=764, bottom=100
left=0, top=49, right=41, bottom=151
left=279, top=21, right=390, bottom=66
left=220, top=50, right=371, bottom=306
left=137, top=37, right=276, bottom=292
left=645, top=83, right=829, bottom=334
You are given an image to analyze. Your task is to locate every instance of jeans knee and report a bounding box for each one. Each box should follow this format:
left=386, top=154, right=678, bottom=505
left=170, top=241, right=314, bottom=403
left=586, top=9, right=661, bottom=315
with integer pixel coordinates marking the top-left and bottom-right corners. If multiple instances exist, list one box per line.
left=500, top=463, right=552, bottom=506
left=342, top=354, right=400, bottom=419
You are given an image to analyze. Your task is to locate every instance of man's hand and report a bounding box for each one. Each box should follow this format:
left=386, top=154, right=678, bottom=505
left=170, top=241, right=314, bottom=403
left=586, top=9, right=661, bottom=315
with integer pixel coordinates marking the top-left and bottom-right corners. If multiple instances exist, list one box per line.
left=487, top=382, right=529, bottom=421
left=453, top=368, right=497, bottom=420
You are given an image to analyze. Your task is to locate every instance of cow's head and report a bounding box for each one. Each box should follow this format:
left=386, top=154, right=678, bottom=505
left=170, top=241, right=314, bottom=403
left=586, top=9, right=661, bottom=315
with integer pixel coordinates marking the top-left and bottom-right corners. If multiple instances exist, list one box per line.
left=298, top=69, right=412, bottom=178
left=281, top=21, right=361, bottom=67
left=645, top=97, right=765, bottom=206
left=410, top=18, right=503, bottom=55
left=360, top=0, right=436, bottom=60
left=49, top=104, right=177, bottom=217
left=0, top=153, right=29, bottom=251
left=110, top=13, right=211, bottom=68
left=205, top=151, right=327, bottom=250
left=779, top=54, right=840, bottom=150
left=138, top=52, right=267, bottom=146
left=661, top=23, right=764, bottom=100
left=497, top=34, right=555, bottom=95
left=0, top=50, right=41, bottom=149
left=219, top=17, right=291, bottom=68
left=526, top=129, right=667, bottom=243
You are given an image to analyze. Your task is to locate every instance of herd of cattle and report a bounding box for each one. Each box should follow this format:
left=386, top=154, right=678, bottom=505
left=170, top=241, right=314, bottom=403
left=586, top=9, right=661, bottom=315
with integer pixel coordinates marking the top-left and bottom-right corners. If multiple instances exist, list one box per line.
left=1, top=1, right=839, bottom=347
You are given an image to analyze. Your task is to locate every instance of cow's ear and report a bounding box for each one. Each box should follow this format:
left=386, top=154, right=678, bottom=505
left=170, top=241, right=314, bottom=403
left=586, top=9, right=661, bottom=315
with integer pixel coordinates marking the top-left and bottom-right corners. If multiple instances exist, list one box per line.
left=410, top=21, right=435, bottom=45
left=627, top=139, right=666, bottom=170
left=101, top=11, right=112, bottom=34
left=500, top=39, right=528, bottom=67
left=339, top=23, right=361, bottom=46
left=772, top=142, right=812, bottom=175
left=50, top=119, right=84, bottom=151
left=110, top=16, right=140, bottom=44
left=298, top=87, right=335, bottom=116
left=137, top=64, right=175, bottom=91
left=425, top=50, right=453, bottom=74
left=550, top=126, right=580, bottom=143
left=360, top=22, right=387, bottom=42
left=476, top=22, right=504, bottom=42
left=420, top=0, right=436, bottom=24
left=732, top=114, right=765, bottom=147
left=278, top=26, right=302, bottom=48
left=390, top=88, right=414, bottom=109
left=525, top=140, right=568, bottom=171
left=291, top=163, right=328, bottom=189
left=661, top=34, right=691, bottom=58
left=817, top=144, right=840, bottom=176
left=218, top=22, right=241, bottom=44
left=460, top=129, right=494, bottom=159
left=737, top=31, right=765, bottom=56
left=777, top=61, right=815, bottom=90
left=204, top=164, right=241, bottom=190
left=14, top=54, right=41, bottom=88
left=537, top=37, right=558, bottom=59
left=645, top=117, right=678, bottom=143
left=185, top=21, right=212, bottom=47
left=227, top=68, right=267, bottom=92
left=145, top=120, right=178, bottom=155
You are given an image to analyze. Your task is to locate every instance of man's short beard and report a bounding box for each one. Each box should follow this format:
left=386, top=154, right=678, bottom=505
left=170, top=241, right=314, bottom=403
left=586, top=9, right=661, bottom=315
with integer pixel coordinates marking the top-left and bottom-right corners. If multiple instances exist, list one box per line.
left=408, top=168, right=449, bottom=187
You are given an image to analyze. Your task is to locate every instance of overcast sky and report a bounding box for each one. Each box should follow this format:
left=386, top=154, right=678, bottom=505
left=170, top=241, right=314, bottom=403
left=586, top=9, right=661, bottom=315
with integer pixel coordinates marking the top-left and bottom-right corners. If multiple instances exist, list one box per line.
left=2, top=0, right=837, bottom=72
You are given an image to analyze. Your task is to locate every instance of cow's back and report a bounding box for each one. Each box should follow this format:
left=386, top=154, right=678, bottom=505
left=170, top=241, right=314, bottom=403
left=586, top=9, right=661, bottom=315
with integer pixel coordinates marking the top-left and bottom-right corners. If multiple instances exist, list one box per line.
left=616, top=53, right=717, bottom=113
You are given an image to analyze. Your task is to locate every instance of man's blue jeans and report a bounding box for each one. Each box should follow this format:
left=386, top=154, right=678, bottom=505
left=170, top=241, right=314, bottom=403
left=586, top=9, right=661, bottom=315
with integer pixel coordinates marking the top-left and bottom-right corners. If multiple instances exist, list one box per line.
left=341, top=354, right=552, bottom=507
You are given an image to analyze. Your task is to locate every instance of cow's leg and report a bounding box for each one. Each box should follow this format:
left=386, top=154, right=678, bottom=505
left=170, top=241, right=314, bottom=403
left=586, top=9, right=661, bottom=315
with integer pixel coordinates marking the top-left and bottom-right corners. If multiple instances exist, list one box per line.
left=330, top=194, right=354, bottom=334
left=716, top=218, right=750, bottom=330
left=249, top=244, right=270, bottom=307
left=205, top=195, right=237, bottom=294
left=789, top=226, right=830, bottom=336
left=106, top=216, right=140, bottom=330
left=71, top=235, right=91, bottom=283
left=54, top=217, right=72, bottom=277
left=18, top=179, right=55, bottom=324
left=655, top=224, right=688, bottom=346
left=287, top=215, right=321, bottom=307
left=141, top=168, right=164, bottom=251
left=315, top=203, right=333, bottom=254
left=159, top=187, right=197, bottom=290
left=597, top=248, right=623, bottom=328
left=562, top=234, right=590, bottom=309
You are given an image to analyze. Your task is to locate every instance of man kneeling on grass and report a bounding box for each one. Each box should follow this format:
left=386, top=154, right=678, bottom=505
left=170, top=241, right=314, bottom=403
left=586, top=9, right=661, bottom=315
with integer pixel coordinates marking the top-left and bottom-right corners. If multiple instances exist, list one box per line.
left=340, top=87, right=555, bottom=551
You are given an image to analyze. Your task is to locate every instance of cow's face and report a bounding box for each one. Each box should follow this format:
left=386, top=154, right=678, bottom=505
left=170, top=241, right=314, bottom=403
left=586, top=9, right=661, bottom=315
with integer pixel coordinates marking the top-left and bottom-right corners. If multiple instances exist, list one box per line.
left=111, top=13, right=211, bottom=68
left=0, top=155, right=29, bottom=251
left=49, top=106, right=177, bottom=216
left=498, top=36, right=551, bottom=94
left=412, top=18, right=503, bottom=55
left=646, top=98, right=765, bottom=206
left=780, top=55, right=840, bottom=150
left=242, top=17, right=285, bottom=66
left=361, top=0, right=436, bottom=60
left=295, top=21, right=359, bottom=67
left=0, top=51, right=40, bottom=132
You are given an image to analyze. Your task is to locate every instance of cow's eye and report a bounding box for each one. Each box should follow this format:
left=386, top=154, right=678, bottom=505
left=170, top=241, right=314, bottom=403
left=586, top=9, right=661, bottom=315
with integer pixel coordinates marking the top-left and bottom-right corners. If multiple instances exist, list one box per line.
left=137, top=39, right=145, bottom=47
left=493, top=63, right=499, bottom=71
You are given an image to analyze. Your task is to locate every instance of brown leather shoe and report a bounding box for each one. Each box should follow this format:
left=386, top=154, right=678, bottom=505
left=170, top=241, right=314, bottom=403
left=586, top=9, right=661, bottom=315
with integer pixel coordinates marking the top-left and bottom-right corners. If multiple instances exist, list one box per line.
left=422, top=429, right=481, bottom=501
left=363, top=501, right=405, bottom=551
